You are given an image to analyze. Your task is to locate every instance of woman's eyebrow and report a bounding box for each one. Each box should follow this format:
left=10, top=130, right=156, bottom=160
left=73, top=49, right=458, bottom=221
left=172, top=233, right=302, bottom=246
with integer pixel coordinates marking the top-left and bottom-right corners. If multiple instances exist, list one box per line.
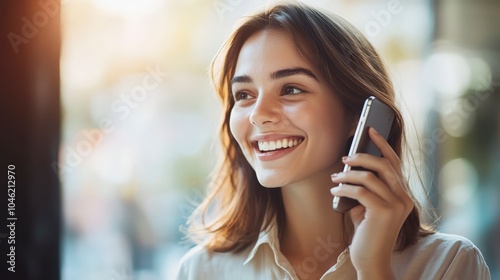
left=270, top=67, right=318, bottom=81
left=230, top=67, right=318, bottom=86
left=230, top=75, right=252, bottom=86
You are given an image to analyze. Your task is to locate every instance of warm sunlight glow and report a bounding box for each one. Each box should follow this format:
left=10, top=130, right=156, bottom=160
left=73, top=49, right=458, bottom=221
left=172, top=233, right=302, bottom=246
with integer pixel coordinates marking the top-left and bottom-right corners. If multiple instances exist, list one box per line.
left=90, top=0, right=165, bottom=18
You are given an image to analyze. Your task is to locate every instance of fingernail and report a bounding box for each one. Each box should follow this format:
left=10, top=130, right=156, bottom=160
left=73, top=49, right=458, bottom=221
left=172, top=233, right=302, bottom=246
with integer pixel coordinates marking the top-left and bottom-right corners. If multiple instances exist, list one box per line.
left=331, top=173, right=338, bottom=179
left=371, top=127, right=379, bottom=135
left=342, top=156, right=350, bottom=161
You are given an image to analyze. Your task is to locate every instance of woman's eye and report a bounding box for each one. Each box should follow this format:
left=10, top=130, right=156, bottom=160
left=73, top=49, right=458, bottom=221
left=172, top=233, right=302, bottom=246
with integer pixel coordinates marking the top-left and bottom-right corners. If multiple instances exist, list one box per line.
left=283, top=86, right=304, bottom=95
left=233, top=91, right=252, bottom=101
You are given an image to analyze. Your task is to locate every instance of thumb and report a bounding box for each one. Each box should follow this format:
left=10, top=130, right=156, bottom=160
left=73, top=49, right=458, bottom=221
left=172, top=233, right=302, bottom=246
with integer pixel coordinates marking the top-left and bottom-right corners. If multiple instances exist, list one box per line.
left=348, top=205, right=365, bottom=230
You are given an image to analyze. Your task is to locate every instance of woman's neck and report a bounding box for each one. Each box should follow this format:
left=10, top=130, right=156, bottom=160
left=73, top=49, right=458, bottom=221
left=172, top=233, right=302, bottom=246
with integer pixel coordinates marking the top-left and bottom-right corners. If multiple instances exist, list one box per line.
left=279, top=167, right=346, bottom=261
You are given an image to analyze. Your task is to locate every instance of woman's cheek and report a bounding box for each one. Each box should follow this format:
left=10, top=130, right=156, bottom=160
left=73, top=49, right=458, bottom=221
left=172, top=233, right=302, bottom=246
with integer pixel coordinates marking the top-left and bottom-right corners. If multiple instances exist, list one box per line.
left=229, top=108, right=248, bottom=148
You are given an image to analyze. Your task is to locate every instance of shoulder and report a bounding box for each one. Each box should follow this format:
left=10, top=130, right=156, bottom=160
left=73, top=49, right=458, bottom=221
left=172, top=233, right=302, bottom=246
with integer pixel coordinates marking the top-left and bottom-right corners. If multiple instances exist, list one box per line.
left=393, top=232, right=490, bottom=279
left=175, top=244, right=253, bottom=279
left=418, top=232, right=478, bottom=251
left=175, top=245, right=212, bottom=279
left=395, top=232, right=479, bottom=263
left=177, top=245, right=209, bottom=269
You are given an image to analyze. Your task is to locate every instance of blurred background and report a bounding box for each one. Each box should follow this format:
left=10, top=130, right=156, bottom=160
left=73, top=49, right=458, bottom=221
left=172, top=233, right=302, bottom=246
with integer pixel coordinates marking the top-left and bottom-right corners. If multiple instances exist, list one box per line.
left=1, top=0, right=499, bottom=279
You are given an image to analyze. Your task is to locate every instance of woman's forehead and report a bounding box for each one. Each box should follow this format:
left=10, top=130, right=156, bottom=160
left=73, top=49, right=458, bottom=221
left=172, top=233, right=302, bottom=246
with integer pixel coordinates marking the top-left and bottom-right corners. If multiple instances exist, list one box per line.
left=233, top=29, right=316, bottom=78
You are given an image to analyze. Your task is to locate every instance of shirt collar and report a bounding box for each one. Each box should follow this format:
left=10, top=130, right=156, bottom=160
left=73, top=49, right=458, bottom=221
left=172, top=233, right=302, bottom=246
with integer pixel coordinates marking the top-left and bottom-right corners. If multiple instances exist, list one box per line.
left=242, top=221, right=352, bottom=269
left=243, top=221, right=280, bottom=265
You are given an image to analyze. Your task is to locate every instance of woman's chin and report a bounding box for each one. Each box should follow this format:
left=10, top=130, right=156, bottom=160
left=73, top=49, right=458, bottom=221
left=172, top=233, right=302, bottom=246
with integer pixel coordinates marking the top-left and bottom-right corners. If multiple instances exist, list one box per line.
left=255, top=174, right=287, bottom=189
left=257, top=180, right=283, bottom=189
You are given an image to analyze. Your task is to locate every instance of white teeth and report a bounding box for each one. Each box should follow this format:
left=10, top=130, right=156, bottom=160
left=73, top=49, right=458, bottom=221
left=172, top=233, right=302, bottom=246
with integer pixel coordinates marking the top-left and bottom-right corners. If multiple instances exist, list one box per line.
left=257, top=138, right=302, bottom=152
left=269, top=141, right=276, bottom=150
left=263, top=142, right=269, bottom=151
left=282, top=138, right=288, bottom=148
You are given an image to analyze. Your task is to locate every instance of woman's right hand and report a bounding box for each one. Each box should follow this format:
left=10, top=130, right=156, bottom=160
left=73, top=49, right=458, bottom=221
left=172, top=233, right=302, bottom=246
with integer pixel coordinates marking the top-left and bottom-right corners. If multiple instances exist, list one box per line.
left=330, top=128, right=414, bottom=279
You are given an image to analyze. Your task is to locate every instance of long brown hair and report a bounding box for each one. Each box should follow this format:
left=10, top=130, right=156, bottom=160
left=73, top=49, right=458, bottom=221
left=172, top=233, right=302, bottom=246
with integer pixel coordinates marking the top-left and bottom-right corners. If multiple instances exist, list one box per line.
left=186, top=2, right=433, bottom=253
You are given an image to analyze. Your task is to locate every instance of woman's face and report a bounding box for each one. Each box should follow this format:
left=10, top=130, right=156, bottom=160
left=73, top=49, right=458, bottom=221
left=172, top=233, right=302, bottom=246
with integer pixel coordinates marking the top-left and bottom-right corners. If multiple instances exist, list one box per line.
left=229, top=29, right=354, bottom=188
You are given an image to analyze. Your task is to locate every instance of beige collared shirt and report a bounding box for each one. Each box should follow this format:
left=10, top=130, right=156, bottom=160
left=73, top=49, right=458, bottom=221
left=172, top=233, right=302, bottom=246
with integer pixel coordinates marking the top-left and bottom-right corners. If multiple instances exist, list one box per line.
left=175, top=223, right=490, bottom=280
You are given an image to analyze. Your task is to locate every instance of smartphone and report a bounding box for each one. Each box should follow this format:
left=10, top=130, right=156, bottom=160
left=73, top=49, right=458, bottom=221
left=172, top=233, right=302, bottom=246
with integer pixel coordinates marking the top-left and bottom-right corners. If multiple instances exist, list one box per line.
left=332, top=96, right=394, bottom=213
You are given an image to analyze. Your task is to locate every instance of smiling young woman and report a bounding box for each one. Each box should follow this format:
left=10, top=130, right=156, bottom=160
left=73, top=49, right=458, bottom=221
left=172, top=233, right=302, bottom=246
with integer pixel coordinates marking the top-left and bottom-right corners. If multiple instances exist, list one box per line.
left=176, top=2, right=490, bottom=280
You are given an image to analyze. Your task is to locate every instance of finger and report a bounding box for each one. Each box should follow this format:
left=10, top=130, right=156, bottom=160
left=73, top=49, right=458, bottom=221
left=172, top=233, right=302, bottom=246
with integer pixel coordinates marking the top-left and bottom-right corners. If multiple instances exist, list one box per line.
left=347, top=204, right=365, bottom=229
left=330, top=183, right=388, bottom=211
left=331, top=171, right=394, bottom=202
left=331, top=183, right=413, bottom=221
left=342, top=154, right=403, bottom=193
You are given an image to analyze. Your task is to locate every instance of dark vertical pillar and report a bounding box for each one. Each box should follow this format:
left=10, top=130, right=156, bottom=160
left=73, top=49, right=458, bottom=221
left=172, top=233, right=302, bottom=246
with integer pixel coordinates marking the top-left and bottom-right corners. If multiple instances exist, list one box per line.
left=0, top=0, right=61, bottom=279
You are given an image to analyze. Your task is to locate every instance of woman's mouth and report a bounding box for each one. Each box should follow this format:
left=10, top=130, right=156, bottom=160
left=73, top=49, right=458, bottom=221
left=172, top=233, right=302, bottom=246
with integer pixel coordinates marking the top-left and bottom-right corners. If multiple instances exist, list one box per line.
left=251, top=136, right=304, bottom=161
left=256, top=137, right=304, bottom=152
left=250, top=134, right=305, bottom=161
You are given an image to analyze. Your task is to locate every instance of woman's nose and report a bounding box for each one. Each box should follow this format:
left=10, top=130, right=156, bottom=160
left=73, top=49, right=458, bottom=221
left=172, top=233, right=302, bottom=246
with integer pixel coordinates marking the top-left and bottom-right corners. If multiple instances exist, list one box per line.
left=249, top=95, right=282, bottom=126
